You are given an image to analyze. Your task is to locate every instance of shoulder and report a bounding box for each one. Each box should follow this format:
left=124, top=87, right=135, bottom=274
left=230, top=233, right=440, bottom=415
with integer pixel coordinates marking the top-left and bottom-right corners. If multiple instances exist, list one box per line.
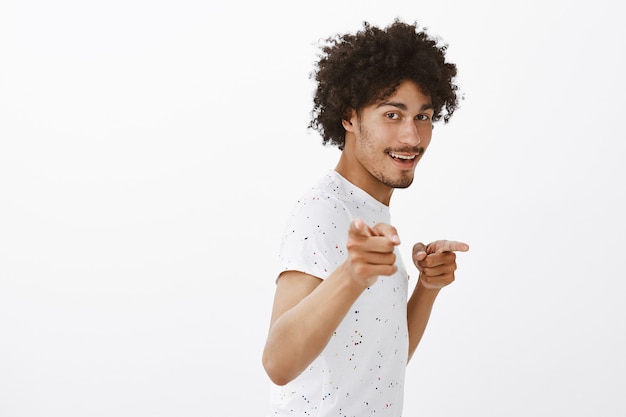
left=284, top=192, right=350, bottom=244
left=287, top=172, right=352, bottom=224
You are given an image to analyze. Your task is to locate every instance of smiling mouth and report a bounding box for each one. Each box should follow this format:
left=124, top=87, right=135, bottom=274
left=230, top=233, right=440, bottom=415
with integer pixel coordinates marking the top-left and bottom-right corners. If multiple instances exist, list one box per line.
left=388, top=149, right=422, bottom=161
left=389, top=152, right=417, bottom=160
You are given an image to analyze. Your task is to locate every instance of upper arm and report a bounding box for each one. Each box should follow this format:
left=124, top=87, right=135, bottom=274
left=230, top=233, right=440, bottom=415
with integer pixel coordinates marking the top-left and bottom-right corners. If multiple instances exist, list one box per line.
left=269, top=270, right=323, bottom=326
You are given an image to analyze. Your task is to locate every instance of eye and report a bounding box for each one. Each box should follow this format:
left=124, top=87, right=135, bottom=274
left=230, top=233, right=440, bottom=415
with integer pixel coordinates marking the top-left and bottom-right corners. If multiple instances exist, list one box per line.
left=385, top=112, right=400, bottom=120
left=415, top=114, right=432, bottom=122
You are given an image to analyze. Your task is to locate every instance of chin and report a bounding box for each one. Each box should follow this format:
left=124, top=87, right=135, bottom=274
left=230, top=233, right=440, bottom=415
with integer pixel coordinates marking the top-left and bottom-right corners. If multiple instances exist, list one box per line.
left=383, top=176, right=414, bottom=189
left=393, top=181, right=413, bottom=189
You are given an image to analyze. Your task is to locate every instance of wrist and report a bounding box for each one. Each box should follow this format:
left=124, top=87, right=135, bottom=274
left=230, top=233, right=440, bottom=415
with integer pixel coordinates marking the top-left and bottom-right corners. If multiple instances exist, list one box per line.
left=415, top=274, right=442, bottom=295
left=328, top=263, right=372, bottom=294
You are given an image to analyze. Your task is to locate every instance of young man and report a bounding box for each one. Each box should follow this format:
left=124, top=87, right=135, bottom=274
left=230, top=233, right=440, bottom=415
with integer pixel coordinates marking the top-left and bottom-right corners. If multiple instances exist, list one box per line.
left=262, top=20, right=469, bottom=416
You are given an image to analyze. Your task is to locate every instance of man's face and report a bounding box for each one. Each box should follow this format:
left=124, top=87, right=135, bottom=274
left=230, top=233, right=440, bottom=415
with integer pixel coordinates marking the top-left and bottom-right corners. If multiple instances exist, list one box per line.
left=341, top=80, right=434, bottom=198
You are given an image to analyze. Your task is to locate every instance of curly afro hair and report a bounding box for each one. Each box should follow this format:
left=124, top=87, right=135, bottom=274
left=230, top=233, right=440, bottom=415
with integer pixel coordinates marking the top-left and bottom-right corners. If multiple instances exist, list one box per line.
left=309, top=19, right=460, bottom=150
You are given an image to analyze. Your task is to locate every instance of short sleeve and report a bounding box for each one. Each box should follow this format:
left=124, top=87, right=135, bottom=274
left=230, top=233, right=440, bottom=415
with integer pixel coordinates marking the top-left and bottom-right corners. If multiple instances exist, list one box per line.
left=277, top=193, right=352, bottom=280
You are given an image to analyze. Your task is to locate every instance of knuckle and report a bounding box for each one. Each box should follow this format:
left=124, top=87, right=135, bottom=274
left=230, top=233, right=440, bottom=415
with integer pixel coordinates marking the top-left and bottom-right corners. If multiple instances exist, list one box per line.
left=346, top=239, right=361, bottom=251
left=350, top=253, right=365, bottom=264
left=382, top=265, right=396, bottom=276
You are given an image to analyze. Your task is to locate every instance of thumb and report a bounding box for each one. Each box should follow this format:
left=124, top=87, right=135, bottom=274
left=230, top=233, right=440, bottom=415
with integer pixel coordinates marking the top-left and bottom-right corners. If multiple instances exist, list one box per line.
left=349, top=218, right=373, bottom=238
left=412, top=242, right=427, bottom=261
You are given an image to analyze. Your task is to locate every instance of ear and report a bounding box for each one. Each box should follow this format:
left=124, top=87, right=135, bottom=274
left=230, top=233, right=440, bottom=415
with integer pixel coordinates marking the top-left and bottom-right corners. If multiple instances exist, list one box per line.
left=341, top=109, right=357, bottom=132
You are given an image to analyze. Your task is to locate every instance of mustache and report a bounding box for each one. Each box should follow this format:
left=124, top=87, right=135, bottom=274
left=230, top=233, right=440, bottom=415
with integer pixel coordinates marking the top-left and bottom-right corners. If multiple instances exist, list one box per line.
left=384, top=146, right=425, bottom=155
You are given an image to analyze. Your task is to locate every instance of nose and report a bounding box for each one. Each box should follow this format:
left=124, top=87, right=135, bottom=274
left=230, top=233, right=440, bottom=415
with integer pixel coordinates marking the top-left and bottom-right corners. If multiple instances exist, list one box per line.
left=399, top=119, right=421, bottom=146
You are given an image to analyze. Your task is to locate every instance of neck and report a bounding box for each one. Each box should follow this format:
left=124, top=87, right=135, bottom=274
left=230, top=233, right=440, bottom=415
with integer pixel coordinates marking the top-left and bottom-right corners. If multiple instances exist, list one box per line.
left=335, top=154, right=394, bottom=206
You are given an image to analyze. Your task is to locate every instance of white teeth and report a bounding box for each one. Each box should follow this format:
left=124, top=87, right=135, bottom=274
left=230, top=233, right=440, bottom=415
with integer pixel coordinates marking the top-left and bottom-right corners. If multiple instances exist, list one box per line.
left=390, top=153, right=416, bottom=160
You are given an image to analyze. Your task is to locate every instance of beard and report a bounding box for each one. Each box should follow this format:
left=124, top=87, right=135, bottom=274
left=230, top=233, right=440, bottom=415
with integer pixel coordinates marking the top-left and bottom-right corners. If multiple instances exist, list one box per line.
left=380, top=173, right=414, bottom=189
left=358, top=124, right=421, bottom=189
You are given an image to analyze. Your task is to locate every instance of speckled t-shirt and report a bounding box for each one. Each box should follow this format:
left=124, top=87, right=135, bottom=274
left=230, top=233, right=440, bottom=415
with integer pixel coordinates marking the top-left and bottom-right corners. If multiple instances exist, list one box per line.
left=269, top=170, right=409, bottom=417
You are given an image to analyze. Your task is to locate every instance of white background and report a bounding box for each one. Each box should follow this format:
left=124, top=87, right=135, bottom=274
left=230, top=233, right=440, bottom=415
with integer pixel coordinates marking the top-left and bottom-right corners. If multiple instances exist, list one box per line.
left=1, top=0, right=625, bottom=416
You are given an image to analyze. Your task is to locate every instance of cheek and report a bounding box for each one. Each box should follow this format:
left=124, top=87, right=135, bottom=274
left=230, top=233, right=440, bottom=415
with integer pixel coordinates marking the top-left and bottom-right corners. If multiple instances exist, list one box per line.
left=418, top=126, right=433, bottom=144
left=356, top=126, right=379, bottom=149
left=364, top=125, right=395, bottom=146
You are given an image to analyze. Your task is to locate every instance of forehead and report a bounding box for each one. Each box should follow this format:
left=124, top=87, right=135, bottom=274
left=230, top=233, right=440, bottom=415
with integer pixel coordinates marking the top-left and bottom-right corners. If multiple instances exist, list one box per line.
left=371, top=81, right=433, bottom=110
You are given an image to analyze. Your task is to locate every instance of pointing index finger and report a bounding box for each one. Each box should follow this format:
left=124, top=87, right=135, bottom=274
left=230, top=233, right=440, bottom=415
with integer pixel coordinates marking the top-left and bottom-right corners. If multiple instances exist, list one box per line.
left=349, top=219, right=400, bottom=245
left=371, top=223, right=400, bottom=245
left=426, top=240, right=470, bottom=254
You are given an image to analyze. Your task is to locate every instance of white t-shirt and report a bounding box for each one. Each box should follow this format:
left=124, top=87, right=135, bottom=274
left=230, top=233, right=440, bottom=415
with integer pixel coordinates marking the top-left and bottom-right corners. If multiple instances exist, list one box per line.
left=269, top=170, right=410, bottom=417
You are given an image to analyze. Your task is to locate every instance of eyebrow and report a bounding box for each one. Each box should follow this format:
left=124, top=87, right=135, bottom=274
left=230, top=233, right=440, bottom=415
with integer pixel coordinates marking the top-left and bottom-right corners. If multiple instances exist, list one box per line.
left=376, top=101, right=434, bottom=111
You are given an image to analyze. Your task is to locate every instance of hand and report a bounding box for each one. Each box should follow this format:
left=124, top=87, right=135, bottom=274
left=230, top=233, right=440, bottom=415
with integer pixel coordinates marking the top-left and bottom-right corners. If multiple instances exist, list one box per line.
left=345, top=218, right=401, bottom=288
left=412, top=240, right=469, bottom=290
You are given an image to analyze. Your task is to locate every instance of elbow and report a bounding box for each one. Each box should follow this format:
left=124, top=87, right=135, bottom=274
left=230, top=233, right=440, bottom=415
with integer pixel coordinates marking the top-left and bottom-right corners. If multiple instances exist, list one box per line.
left=262, top=351, right=295, bottom=386
left=267, top=372, right=292, bottom=387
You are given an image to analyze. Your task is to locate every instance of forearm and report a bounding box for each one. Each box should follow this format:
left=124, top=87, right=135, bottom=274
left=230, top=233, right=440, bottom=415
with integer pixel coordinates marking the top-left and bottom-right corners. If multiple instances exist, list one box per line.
left=263, top=264, right=365, bottom=385
left=406, top=278, right=441, bottom=362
